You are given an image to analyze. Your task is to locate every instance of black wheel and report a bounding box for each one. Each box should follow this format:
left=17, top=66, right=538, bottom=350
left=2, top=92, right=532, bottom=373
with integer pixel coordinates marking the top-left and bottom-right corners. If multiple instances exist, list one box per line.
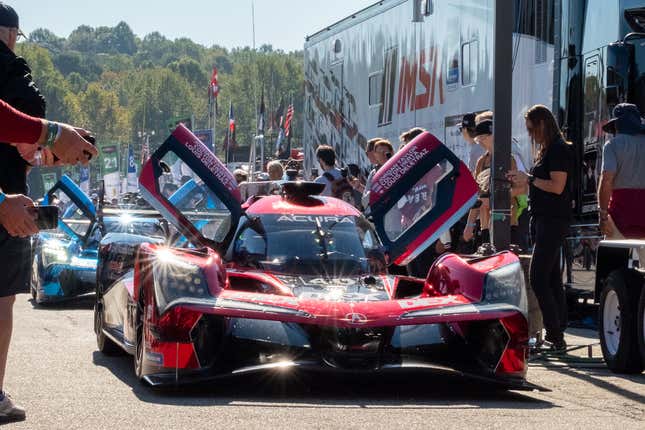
left=31, top=255, right=40, bottom=302
left=134, top=294, right=146, bottom=381
left=638, top=285, right=645, bottom=367
left=94, top=295, right=122, bottom=355
left=598, top=269, right=643, bottom=374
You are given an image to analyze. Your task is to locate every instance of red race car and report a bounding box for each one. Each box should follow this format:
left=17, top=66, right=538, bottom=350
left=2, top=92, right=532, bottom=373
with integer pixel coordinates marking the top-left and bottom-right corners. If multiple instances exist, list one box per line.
left=94, top=125, right=534, bottom=389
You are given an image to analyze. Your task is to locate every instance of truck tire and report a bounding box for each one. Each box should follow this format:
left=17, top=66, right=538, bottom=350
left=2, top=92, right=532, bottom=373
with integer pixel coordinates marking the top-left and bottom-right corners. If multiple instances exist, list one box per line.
left=638, top=286, right=645, bottom=367
left=599, top=269, right=643, bottom=373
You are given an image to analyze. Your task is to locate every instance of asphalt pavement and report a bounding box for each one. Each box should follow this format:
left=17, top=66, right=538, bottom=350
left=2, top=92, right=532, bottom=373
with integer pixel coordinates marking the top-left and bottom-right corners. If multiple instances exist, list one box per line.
left=2, top=294, right=644, bottom=429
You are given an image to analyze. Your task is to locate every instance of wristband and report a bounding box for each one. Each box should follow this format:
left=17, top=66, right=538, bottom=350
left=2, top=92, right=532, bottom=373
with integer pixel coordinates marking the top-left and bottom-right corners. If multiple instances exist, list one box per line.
left=45, top=121, right=61, bottom=148
left=0, top=192, right=5, bottom=206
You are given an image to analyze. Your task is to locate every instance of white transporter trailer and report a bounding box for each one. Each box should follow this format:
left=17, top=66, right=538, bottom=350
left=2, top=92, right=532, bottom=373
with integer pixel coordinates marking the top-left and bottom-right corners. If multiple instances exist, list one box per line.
left=303, top=0, right=555, bottom=176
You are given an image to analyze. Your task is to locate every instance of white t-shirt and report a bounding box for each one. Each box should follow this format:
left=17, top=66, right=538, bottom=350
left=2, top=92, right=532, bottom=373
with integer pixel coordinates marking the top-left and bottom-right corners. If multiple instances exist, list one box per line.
left=314, top=167, right=343, bottom=197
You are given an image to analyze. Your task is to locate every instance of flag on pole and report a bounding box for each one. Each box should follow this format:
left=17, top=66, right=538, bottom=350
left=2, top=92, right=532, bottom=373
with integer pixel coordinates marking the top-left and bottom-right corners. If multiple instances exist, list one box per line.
left=274, top=128, right=286, bottom=159
left=275, top=100, right=294, bottom=159
left=127, top=144, right=138, bottom=192
left=141, top=137, right=150, bottom=166
left=228, top=102, right=236, bottom=146
left=257, top=88, right=265, bottom=135
left=284, top=103, right=294, bottom=137
left=209, top=67, right=220, bottom=118
left=271, top=98, right=284, bottom=133
left=225, top=102, right=236, bottom=163
left=210, top=67, right=220, bottom=98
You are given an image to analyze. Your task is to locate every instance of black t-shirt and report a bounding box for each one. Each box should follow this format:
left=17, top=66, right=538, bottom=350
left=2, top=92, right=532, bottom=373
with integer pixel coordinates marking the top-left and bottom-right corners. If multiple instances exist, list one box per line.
left=0, top=42, right=46, bottom=195
left=529, top=138, right=573, bottom=219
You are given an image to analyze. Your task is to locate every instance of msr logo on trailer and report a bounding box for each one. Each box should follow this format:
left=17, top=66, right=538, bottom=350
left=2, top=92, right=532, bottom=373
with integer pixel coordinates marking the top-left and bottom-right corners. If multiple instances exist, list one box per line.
left=397, top=46, right=445, bottom=114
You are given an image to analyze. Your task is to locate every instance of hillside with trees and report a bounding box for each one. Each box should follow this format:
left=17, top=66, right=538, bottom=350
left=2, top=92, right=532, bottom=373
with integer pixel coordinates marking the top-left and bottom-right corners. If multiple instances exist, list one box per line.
left=18, top=22, right=304, bottom=169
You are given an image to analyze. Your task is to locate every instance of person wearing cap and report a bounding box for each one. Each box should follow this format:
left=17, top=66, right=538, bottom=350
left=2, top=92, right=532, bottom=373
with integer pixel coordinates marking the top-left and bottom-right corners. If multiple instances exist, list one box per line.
left=462, top=112, right=526, bottom=246
left=459, top=112, right=486, bottom=173
left=598, top=103, right=645, bottom=253
left=0, top=3, right=96, bottom=422
left=507, top=104, right=574, bottom=353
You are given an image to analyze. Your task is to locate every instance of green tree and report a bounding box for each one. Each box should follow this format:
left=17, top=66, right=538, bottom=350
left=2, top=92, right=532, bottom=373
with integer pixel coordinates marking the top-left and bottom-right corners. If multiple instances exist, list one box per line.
left=79, top=83, right=130, bottom=142
left=27, top=28, right=64, bottom=52
left=168, top=57, right=207, bottom=88
left=67, top=25, right=96, bottom=52
left=15, top=43, right=82, bottom=124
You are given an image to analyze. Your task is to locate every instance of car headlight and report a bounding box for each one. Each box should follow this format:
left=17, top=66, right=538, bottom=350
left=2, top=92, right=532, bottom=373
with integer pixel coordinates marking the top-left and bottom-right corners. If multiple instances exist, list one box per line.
left=152, top=255, right=210, bottom=314
left=482, top=262, right=527, bottom=316
left=42, top=244, right=69, bottom=263
left=70, top=256, right=97, bottom=269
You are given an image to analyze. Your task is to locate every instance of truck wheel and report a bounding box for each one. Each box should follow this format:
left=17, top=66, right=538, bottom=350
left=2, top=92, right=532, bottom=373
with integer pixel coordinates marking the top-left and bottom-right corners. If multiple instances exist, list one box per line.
left=638, top=286, right=645, bottom=367
left=599, top=269, right=643, bottom=373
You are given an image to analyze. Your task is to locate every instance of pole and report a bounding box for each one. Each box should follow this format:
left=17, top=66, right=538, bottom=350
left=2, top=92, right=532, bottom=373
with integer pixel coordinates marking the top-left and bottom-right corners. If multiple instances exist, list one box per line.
left=251, top=1, right=256, bottom=50
left=212, top=97, right=216, bottom=156
left=491, top=0, right=514, bottom=251
left=226, top=100, right=231, bottom=165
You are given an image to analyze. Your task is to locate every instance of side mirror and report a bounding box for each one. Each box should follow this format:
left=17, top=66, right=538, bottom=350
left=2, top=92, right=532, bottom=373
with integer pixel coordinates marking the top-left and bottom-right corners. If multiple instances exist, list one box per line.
left=159, top=160, right=172, bottom=174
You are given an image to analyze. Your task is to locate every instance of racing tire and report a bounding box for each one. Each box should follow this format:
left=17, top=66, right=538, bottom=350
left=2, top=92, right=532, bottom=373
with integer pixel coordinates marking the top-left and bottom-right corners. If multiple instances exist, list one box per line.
left=30, top=255, right=40, bottom=302
left=134, top=295, right=146, bottom=382
left=637, top=285, right=645, bottom=367
left=94, top=296, right=122, bottom=356
left=599, top=269, right=643, bottom=374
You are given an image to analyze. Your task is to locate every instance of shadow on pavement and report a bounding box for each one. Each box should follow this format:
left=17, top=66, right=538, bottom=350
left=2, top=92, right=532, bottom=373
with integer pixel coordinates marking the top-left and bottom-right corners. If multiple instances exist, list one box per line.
left=551, top=366, right=645, bottom=404
left=566, top=327, right=600, bottom=341
left=27, top=295, right=95, bottom=311
left=92, top=351, right=555, bottom=409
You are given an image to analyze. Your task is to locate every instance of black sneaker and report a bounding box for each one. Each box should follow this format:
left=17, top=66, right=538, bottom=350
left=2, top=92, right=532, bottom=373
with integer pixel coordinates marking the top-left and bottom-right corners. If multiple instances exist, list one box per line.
left=548, top=339, right=567, bottom=354
left=0, top=392, right=26, bottom=423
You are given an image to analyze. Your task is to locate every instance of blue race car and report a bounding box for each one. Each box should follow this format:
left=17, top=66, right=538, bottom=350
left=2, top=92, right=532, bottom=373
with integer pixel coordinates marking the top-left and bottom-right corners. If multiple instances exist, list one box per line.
left=31, top=176, right=166, bottom=304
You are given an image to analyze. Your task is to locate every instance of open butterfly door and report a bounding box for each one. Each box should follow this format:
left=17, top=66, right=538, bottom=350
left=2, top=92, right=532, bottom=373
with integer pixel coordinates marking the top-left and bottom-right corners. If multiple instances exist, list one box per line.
left=45, top=175, right=96, bottom=241
left=366, top=132, right=478, bottom=266
left=139, top=125, right=242, bottom=251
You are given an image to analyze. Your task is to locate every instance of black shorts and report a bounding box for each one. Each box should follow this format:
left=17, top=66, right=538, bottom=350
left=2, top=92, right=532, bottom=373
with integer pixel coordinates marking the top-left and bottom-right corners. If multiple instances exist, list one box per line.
left=0, top=227, right=32, bottom=297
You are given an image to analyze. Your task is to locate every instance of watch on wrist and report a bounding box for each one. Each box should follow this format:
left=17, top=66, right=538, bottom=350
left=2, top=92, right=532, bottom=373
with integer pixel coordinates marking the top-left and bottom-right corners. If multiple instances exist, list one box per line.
left=45, top=121, right=61, bottom=148
left=0, top=192, right=6, bottom=206
left=528, top=174, right=536, bottom=185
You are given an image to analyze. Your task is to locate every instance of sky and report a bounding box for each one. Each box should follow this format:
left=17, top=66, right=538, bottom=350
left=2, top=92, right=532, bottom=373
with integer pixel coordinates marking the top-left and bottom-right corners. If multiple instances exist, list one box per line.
left=15, top=0, right=375, bottom=52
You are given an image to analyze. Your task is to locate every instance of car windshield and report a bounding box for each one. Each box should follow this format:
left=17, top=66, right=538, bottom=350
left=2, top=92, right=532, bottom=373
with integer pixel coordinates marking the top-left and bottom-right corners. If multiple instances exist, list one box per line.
left=59, top=203, right=92, bottom=237
left=232, top=214, right=387, bottom=276
left=104, top=217, right=165, bottom=237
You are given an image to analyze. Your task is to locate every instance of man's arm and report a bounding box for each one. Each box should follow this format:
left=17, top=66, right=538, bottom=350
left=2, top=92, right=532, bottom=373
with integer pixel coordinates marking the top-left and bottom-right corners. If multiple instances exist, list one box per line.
left=0, top=99, right=98, bottom=164
left=598, top=171, right=615, bottom=236
left=0, top=99, right=44, bottom=144
left=598, top=140, right=617, bottom=235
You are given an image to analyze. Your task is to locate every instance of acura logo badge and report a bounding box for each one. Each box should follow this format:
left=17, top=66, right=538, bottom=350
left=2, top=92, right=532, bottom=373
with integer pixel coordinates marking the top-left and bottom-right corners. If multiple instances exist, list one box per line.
left=345, top=313, right=368, bottom=324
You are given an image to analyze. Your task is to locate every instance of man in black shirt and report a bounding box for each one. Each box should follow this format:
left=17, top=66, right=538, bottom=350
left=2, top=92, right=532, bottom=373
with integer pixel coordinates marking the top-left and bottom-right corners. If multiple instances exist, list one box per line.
left=0, top=3, right=96, bottom=422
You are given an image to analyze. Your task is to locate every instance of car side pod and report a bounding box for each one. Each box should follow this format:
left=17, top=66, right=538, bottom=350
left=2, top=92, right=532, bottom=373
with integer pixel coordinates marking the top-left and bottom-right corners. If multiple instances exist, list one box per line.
left=426, top=251, right=529, bottom=378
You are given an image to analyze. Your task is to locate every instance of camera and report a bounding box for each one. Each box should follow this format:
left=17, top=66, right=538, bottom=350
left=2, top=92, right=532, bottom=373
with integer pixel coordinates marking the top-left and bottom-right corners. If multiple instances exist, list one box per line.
left=31, top=205, right=58, bottom=230
left=286, top=169, right=298, bottom=181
